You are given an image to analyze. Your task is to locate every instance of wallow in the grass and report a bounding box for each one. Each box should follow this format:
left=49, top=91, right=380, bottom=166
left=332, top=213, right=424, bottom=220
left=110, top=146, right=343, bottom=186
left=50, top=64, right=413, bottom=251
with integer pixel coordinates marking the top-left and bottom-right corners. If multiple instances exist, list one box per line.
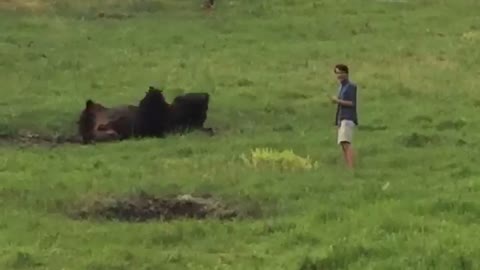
left=77, top=86, right=214, bottom=144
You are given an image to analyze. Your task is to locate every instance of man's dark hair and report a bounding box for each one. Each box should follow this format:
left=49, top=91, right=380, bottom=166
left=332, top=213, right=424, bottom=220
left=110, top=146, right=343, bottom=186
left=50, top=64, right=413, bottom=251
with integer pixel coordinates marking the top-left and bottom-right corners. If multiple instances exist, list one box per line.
left=334, top=64, right=349, bottom=74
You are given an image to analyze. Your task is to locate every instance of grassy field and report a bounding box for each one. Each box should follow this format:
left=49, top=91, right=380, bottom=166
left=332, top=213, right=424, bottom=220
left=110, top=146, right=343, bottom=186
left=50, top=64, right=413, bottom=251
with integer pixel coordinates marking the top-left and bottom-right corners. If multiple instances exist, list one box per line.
left=1, top=0, right=480, bottom=269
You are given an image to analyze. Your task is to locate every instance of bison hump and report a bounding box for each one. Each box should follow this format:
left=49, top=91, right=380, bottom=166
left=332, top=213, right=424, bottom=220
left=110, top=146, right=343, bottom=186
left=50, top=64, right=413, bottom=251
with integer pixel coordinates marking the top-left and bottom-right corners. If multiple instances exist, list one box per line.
left=173, top=93, right=210, bottom=105
left=85, top=99, right=94, bottom=108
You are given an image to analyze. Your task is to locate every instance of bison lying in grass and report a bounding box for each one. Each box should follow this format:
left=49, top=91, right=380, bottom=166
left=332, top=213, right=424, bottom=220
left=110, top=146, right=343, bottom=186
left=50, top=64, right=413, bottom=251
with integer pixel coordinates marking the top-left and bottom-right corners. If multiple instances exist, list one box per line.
left=77, top=86, right=213, bottom=144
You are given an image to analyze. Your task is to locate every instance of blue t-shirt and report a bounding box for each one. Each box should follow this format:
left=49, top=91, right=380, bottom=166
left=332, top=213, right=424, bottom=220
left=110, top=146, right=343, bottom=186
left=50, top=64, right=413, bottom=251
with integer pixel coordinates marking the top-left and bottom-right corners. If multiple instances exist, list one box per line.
left=334, top=80, right=358, bottom=126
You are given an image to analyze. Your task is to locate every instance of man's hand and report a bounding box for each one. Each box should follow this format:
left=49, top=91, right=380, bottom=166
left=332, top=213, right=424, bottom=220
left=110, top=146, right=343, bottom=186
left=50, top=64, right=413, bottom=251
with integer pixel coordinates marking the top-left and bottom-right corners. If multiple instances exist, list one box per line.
left=330, top=96, right=338, bottom=104
left=331, top=95, right=354, bottom=107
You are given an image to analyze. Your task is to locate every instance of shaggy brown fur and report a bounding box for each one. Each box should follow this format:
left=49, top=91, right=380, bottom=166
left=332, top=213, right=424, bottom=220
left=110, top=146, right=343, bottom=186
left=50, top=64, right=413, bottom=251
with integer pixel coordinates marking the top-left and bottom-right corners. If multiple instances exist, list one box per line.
left=169, top=92, right=213, bottom=135
left=135, top=87, right=170, bottom=138
left=77, top=99, right=138, bottom=144
left=77, top=86, right=214, bottom=144
left=135, top=86, right=213, bottom=137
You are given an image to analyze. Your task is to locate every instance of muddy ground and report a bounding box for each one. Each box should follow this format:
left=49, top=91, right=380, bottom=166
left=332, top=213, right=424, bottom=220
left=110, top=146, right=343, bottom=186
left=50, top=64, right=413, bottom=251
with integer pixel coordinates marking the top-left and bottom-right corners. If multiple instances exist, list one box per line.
left=69, top=192, right=253, bottom=222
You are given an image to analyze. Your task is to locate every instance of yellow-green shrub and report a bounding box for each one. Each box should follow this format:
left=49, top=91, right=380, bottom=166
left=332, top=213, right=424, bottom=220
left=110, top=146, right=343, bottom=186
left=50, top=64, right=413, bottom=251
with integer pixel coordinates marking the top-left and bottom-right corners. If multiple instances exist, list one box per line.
left=240, top=148, right=318, bottom=172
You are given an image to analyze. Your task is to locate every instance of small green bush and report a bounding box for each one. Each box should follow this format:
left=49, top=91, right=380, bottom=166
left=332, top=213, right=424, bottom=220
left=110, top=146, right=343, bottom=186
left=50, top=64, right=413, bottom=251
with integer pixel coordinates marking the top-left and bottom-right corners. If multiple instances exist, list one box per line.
left=240, top=148, right=318, bottom=172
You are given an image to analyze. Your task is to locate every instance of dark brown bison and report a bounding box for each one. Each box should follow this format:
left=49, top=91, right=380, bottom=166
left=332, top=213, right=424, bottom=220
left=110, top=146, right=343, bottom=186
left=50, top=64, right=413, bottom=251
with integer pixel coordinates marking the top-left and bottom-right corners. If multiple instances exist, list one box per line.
left=77, top=99, right=138, bottom=144
left=136, top=86, right=214, bottom=137
left=77, top=86, right=213, bottom=144
left=170, top=92, right=212, bottom=134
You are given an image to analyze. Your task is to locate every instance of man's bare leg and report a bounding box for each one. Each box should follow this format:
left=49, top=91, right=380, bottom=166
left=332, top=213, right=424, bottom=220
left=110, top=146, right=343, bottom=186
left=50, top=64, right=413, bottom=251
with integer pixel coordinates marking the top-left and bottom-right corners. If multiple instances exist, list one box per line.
left=341, top=142, right=354, bottom=169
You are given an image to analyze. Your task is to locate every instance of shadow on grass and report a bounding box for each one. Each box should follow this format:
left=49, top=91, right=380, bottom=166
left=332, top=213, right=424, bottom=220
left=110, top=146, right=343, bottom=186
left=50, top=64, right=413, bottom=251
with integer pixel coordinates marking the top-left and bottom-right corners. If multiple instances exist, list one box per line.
left=7, top=252, right=44, bottom=269
left=358, top=124, right=388, bottom=132
left=415, top=198, right=480, bottom=225
left=298, top=245, right=383, bottom=270
left=398, top=132, right=441, bottom=148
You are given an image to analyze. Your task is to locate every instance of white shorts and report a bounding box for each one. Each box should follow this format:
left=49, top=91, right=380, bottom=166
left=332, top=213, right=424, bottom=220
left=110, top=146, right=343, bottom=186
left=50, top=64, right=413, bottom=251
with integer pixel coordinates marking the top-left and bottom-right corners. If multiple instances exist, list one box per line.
left=337, top=120, right=355, bottom=144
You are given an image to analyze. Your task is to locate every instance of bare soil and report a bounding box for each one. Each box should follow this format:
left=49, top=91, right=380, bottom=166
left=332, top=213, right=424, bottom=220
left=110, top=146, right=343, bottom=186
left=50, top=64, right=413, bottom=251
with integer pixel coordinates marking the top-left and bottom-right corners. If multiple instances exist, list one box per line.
left=70, top=192, right=247, bottom=222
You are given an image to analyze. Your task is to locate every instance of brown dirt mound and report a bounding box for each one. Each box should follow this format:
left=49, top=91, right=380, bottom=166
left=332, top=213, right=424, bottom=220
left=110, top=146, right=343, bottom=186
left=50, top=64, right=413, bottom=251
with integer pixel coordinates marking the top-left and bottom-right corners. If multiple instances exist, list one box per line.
left=70, top=192, right=244, bottom=222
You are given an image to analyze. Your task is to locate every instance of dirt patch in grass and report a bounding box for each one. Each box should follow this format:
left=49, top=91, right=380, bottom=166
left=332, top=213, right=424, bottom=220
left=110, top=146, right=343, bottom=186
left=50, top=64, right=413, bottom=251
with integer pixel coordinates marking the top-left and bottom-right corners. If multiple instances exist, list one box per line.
left=0, top=130, right=82, bottom=147
left=69, top=192, right=256, bottom=222
left=96, top=12, right=134, bottom=20
left=0, top=0, right=51, bottom=12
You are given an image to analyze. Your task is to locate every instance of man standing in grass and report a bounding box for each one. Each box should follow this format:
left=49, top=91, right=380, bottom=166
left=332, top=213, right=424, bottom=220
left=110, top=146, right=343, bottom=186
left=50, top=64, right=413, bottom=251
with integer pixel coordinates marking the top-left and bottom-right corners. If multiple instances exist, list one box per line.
left=330, top=64, right=358, bottom=169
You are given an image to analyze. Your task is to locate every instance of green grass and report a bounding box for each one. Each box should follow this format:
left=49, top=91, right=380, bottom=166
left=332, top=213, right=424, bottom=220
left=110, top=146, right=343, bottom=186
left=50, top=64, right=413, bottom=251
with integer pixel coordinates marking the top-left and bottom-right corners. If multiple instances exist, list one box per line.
left=1, top=0, right=480, bottom=269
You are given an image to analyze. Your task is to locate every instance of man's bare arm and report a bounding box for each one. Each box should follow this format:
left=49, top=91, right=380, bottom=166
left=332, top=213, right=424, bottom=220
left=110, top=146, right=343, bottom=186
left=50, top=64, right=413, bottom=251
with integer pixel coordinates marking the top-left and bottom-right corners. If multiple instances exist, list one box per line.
left=331, top=97, right=354, bottom=106
left=336, top=99, right=353, bottom=106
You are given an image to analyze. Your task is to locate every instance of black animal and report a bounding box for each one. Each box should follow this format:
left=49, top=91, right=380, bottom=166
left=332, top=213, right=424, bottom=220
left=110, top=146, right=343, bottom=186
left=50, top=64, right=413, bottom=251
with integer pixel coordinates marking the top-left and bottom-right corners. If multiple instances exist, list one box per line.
left=169, top=92, right=213, bottom=135
left=77, top=86, right=214, bottom=144
left=136, top=86, right=214, bottom=137
left=134, top=86, right=170, bottom=138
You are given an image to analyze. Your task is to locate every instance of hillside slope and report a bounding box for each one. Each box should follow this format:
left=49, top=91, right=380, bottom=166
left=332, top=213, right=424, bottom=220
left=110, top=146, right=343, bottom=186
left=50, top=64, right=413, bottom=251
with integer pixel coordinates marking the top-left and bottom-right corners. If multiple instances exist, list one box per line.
left=0, top=0, right=479, bottom=269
